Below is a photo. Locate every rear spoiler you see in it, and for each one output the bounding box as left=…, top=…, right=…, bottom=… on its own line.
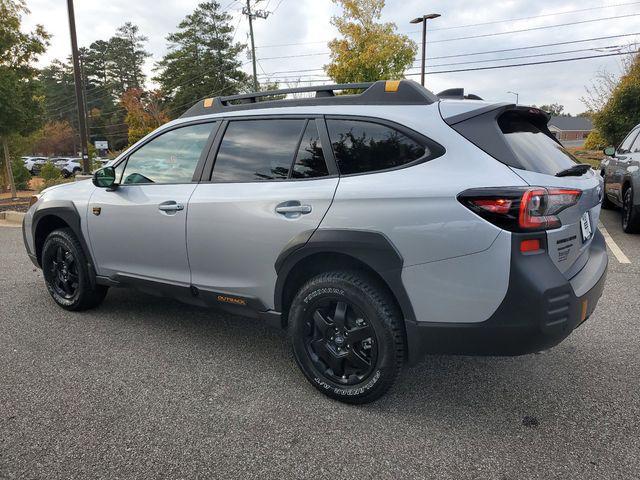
left=442, top=104, right=559, bottom=171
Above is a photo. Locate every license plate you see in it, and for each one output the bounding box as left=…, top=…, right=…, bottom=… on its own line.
left=580, top=211, right=592, bottom=242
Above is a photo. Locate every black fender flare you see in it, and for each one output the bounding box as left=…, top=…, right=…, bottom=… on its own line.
left=31, top=201, right=97, bottom=286
left=273, top=229, right=416, bottom=324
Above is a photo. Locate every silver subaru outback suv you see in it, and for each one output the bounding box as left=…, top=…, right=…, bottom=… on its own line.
left=23, top=80, right=608, bottom=403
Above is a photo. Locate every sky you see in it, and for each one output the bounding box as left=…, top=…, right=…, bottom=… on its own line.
left=20, top=0, right=640, bottom=114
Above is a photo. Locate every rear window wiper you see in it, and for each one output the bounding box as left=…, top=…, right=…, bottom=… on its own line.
left=555, top=163, right=591, bottom=177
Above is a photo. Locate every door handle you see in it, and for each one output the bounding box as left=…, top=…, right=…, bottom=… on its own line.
left=275, top=205, right=312, bottom=214
left=275, top=201, right=312, bottom=218
left=158, top=201, right=184, bottom=213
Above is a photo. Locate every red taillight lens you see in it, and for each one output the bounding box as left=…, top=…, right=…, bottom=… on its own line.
left=470, top=198, right=513, bottom=214
left=459, top=187, right=581, bottom=232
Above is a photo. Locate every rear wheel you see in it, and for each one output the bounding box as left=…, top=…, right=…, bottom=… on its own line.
left=622, top=187, right=640, bottom=234
left=42, top=228, right=108, bottom=310
left=289, top=271, right=405, bottom=404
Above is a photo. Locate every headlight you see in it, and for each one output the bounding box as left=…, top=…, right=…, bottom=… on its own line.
left=29, top=195, right=40, bottom=208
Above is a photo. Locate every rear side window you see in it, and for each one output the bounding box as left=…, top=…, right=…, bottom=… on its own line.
left=327, top=119, right=426, bottom=175
left=498, top=114, right=578, bottom=175
left=213, top=119, right=305, bottom=181
left=292, top=120, right=329, bottom=179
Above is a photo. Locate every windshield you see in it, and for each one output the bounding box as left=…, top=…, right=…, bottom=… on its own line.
left=499, top=115, right=578, bottom=176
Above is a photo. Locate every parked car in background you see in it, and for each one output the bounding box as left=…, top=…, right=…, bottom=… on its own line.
left=52, top=157, right=83, bottom=178
left=600, top=123, right=640, bottom=233
left=23, top=80, right=608, bottom=403
left=22, top=157, right=48, bottom=175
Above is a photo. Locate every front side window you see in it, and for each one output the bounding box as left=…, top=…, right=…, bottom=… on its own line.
left=213, top=119, right=306, bottom=181
left=619, top=128, right=640, bottom=154
left=121, top=123, right=214, bottom=185
left=327, top=119, right=426, bottom=175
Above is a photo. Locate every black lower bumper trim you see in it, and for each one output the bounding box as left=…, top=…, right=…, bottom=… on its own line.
left=406, top=229, right=608, bottom=363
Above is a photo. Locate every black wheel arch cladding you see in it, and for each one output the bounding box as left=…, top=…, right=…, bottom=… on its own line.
left=274, top=229, right=416, bottom=323
left=31, top=201, right=97, bottom=286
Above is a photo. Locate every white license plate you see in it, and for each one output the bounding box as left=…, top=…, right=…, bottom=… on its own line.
left=580, top=211, right=592, bottom=242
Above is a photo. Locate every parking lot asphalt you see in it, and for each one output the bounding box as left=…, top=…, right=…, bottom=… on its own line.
left=1, top=212, right=639, bottom=480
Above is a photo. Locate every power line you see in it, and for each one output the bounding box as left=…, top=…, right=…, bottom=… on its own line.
left=427, top=1, right=640, bottom=32
left=254, top=5, right=640, bottom=48
left=427, top=13, right=640, bottom=44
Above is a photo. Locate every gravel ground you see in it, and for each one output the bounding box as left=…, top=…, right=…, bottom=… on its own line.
left=1, top=212, right=639, bottom=479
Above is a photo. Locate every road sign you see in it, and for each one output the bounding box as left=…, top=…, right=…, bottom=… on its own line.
left=94, top=140, right=108, bottom=150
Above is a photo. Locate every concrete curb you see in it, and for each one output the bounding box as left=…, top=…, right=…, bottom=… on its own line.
left=0, top=211, right=25, bottom=224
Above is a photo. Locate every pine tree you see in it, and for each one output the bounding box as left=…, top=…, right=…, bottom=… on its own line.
left=154, top=1, right=249, bottom=117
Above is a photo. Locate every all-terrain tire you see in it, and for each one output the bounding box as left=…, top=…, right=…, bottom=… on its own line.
left=42, top=228, right=108, bottom=310
left=289, top=270, right=405, bottom=404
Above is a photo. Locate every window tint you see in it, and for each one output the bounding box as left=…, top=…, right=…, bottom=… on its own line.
left=327, top=119, right=426, bottom=175
left=292, top=121, right=329, bottom=178
left=213, top=119, right=305, bottom=181
left=121, top=123, right=214, bottom=184
left=619, top=128, right=640, bottom=154
left=499, top=115, right=578, bottom=175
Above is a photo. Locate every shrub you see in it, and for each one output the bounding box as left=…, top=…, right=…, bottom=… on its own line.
left=11, top=158, right=31, bottom=190
left=584, top=130, right=607, bottom=150
left=593, top=54, right=640, bottom=145
left=39, top=161, right=61, bottom=181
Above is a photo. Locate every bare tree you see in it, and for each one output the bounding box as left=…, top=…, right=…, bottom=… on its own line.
left=581, top=45, right=637, bottom=112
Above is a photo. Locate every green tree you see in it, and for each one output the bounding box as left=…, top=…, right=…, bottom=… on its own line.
left=593, top=53, right=640, bottom=146
left=534, top=103, right=566, bottom=116
left=0, top=0, right=49, bottom=196
left=106, top=23, right=150, bottom=95
left=154, top=1, right=249, bottom=116
left=325, top=0, right=417, bottom=83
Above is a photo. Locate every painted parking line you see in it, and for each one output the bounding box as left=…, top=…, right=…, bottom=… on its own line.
left=599, top=223, right=631, bottom=264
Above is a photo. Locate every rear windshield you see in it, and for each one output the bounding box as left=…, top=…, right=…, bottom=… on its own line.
left=498, top=115, right=578, bottom=175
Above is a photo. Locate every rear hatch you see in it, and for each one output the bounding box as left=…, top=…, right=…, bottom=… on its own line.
left=442, top=103, right=603, bottom=279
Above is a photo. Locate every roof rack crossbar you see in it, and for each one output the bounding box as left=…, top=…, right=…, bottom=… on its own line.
left=218, top=82, right=373, bottom=105
left=180, top=80, right=439, bottom=118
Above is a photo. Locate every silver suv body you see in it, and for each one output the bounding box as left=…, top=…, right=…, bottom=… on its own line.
left=23, top=81, right=608, bottom=403
left=600, top=124, right=640, bottom=233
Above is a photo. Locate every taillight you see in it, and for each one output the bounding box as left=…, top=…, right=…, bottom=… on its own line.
left=459, top=187, right=581, bottom=232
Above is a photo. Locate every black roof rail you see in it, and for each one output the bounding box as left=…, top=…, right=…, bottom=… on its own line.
left=437, top=88, right=484, bottom=101
left=180, top=80, right=438, bottom=118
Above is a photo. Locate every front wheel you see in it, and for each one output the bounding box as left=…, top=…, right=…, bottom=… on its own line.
left=42, top=228, right=108, bottom=310
left=622, top=187, right=640, bottom=233
left=289, top=271, right=405, bottom=404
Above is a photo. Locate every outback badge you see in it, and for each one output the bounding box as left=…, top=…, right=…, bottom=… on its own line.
left=92, top=206, right=102, bottom=216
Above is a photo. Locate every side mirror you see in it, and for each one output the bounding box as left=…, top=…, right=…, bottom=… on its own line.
left=604, top=146, right=616, bottom=157
left=92, top=166, right=117, bottom=189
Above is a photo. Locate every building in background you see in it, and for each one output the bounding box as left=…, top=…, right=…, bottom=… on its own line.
left=549, top=116, right=593, bottom=147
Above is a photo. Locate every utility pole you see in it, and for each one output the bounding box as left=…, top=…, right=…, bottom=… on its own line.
left=2, top=138, right=17, bottom=199
left=410, top=13, right=441, bottom=86
left=66, top=0, right=91, bottom=175
left=243, top=0, right=269, bottom=92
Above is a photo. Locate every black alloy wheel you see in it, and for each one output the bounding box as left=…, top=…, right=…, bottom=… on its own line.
left=290, top=271, right=405, bottom=404
left=42, top=228, right=108, bottom=310
left=622, top=187, right=640, bottom=233
left=304, top=299, right=377, bottom=385
left=48, top=245, right=79, bottom=300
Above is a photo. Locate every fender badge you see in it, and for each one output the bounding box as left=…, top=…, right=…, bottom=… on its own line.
left=92, top=207, right=101, bottom=216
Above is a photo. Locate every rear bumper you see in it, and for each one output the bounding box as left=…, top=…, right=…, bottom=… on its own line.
left=405, top=229, right=608, bottom=363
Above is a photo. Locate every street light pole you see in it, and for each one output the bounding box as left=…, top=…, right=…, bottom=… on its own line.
left=410, top=13, right=441, bottom=86
left=507, top=91, right=519, bottom=104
